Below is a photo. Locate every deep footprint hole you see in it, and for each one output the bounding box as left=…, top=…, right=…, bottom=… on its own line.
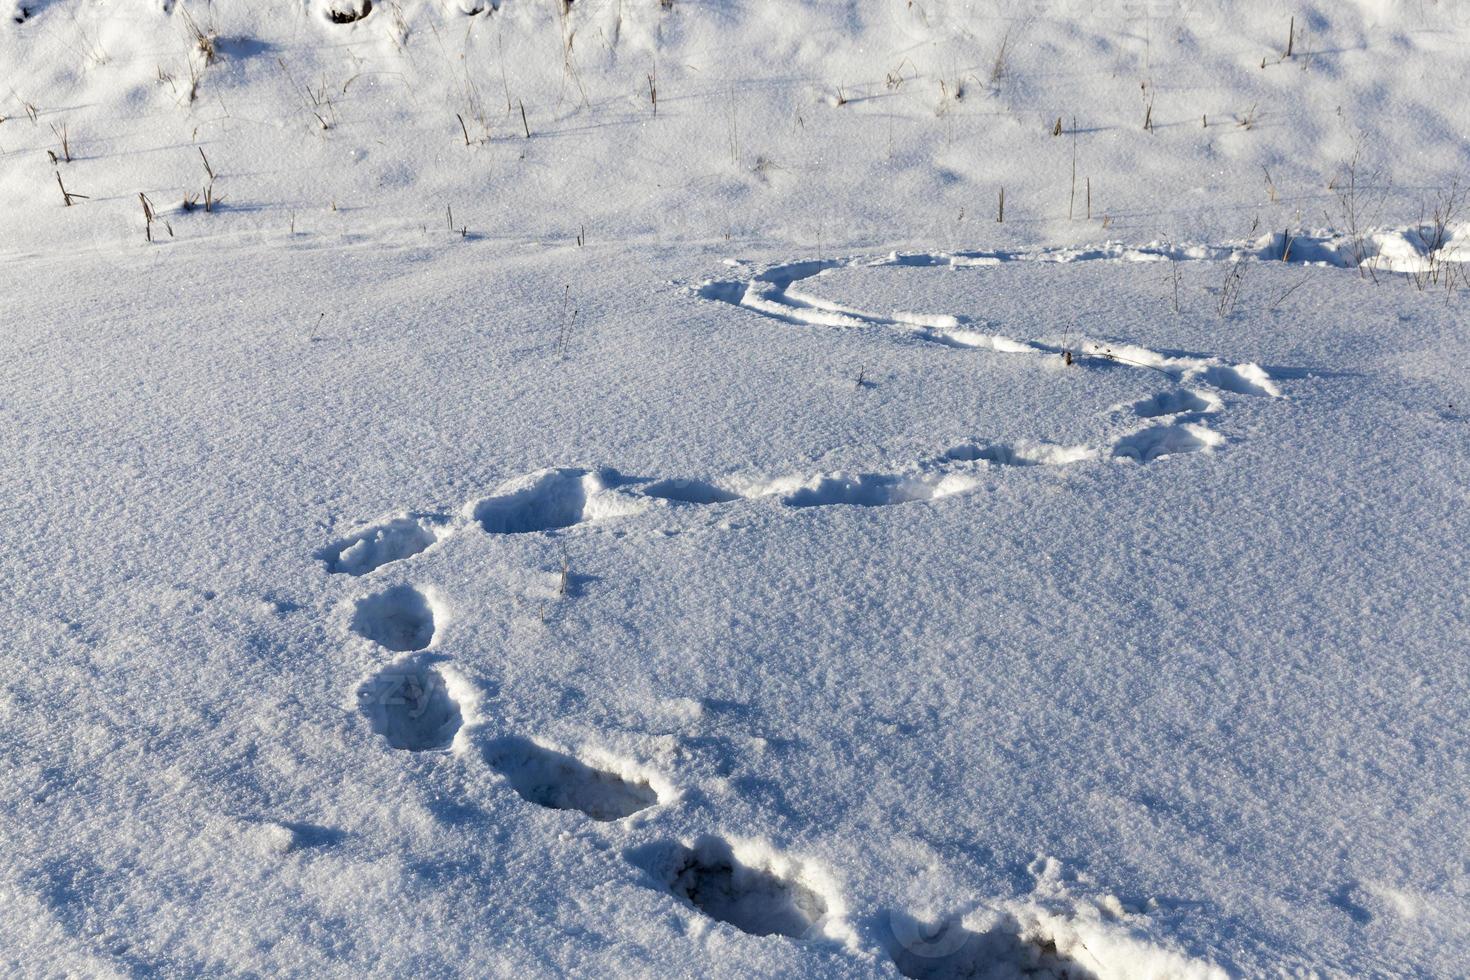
left=944, top=443, right=1033, bottom=466
left=1112, top=423, right=1217, bottom=463
left=1133, top=390, right=1215, bottom=418
left=782, top=474, right=932, bottom=509
left=641, top=478, right=740, bottom=506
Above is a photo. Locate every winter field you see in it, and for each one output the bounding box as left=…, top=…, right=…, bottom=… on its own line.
left=2, top=1, right=1469, bottom=977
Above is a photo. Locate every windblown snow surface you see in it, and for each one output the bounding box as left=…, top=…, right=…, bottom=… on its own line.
left=2, top=1, right=1470, bottom=977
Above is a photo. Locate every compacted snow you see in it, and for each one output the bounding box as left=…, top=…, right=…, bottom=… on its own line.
left=2, top=2, right=1468, bottom=977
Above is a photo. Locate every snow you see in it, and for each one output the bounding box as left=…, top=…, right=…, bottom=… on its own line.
left=3, top=1, right=1470, bottom=977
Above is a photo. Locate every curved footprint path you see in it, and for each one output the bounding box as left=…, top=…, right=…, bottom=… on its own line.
left=318, top=248, right=1291, bottom=551
left=699, top=249, right=1282, bottom=474
left=307, top=245, right=1264, bottom=976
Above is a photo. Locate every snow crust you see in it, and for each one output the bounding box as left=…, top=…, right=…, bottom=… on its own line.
left=3, top=1, right=1470, bottom=976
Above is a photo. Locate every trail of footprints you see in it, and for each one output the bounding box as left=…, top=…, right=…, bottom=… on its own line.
left=329, top=557, right=1040, bottom=972
left=332, top=525, right=843, bottom=950
left=324, top=498, right=1145, bottom=973
left=338, top=537, right=1117, bottom=975
left=316, top=250, right=1264, bottom=974
left=315, top=253, right=1284, bottom=560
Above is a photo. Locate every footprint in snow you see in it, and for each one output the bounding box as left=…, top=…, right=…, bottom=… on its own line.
left=1130, top=389, right=1221, bottom=419
left=349, top=584, right=438, bottom=652
left=627, top=836, right=831, bottom=940
left=485, top=736, right=661, bottom=821
left=1112, top=423, right=1224, bottom=464
left=468, top=467, right=649, bottom=534
left=322, top=0, right=371, bottom=24
left=640, top=478, right=742, bottom=505
left=296, top=245, right=1261, bottom=979
left=317, top=513, right=448, bottom=576
left=357, top=659, right=467, bottom=751
left=885, top=908, right=1101, bottom=980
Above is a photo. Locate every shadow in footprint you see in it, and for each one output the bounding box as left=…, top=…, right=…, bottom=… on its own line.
left=270, top=821, right=347, bottom=851
left=247, top=820, right=347, bottom=856
left=323, top=0, right=371, bottom=24
left=471, top=468, right=649, bottom=534
left=350, top=584, right=436, bottom=652
left=1132, top=390, right=1217, bottom=419
left=485, top=736, right=658, bottom=821
left=358, top=659, right=463, bottom=751
left=944, top=443, right=1034, bottom=466
left=885, top=910, right=1100, bottom=980
left=473, top=469, right=587, bottom=533
left=276, top=821, right=347, bottom=850
left=641, top=478, right=741, bottom=505
left=1112, top=423, right=1221, bottom=463
left=782, top=474, right=933, bottom=509
left=628, top=836, right=827, bottom=939
left=318, top=513, right=446, bottom=575
left=1329, top=882, right=1374, bottom=925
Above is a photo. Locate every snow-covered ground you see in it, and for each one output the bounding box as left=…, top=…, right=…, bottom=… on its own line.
left=2, top=2, right=1469, bottom=977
